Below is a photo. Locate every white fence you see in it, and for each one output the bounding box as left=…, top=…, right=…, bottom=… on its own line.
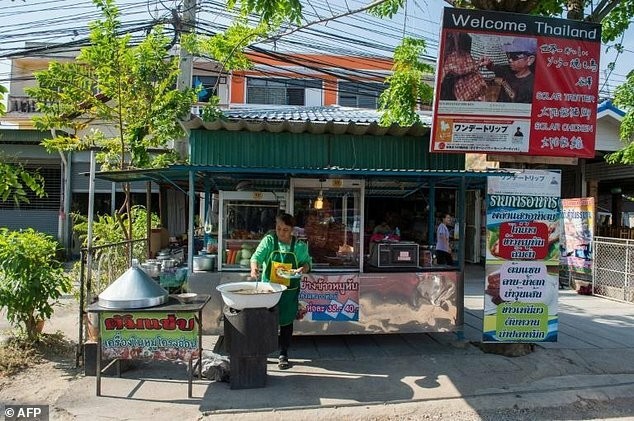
left=592, top=236, right=634, bottom=303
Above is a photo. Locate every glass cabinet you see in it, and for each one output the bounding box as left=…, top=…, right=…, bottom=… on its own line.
left=290, top=178, right=364, bottom=272
left=218, top=191, right=288, bottom=271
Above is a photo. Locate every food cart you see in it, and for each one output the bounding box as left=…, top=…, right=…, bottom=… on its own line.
left=88, top=109, right=510, bottom=337
left=183, top=174, right=472, bottom=335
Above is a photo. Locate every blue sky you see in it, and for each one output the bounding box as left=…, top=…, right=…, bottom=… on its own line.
left=0, top=0, right=632, bottom=99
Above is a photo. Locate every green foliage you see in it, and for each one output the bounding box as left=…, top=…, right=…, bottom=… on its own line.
left=227, top=0, right=302, bottom=24
left=368, top=0, right=405, bottom=18
left=452, top=0, right=564, bottom=16
left=200, top=96, right=226, bottom=122
left=0, top=84, right=6, bottom=115
left=0, top=229, right=72, bottom=341
left=72, top=205, right=160, bottom=248
left=190, top=22, right=267, bottom=72
left=605, top=69, right=634, bottom=164
left=378, top=38, right=434, bottom=127
left=72, top=206, right=160, bottom=299
left=71, top=206, right=160, bottom=294
left=0, top=160, right=46, bottom=206
left=27, top=0, right=196, bottom=171
left=600, top=0, right=634, bottom=43
left=0, top=76, right=46, bottom=206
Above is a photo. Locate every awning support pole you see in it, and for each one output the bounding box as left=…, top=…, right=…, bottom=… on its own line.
left=187, top=169, right=195, bottom=275
left=456, top=176, right=467, bottom=339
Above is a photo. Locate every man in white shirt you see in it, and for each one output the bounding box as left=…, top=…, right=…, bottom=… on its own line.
left=436, top=213, right=453, bottom=265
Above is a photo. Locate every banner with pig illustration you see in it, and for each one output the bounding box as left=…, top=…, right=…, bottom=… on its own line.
left=484, top=170, right=560, bottom=342
left=100, top=311, right=199, bottom=361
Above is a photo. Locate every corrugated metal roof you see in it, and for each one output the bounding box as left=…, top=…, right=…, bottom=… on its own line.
left=0, top=129, right=49, bottom=143
left=184, top=105, right=432, bottom=136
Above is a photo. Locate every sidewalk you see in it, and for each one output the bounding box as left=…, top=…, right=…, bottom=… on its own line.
left=4, top=264, right=634, bottom=420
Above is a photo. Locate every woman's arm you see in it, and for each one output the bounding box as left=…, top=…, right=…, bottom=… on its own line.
left=250, top=235, right=273, bottom=278
left=295, top=241, right=312, bottom=273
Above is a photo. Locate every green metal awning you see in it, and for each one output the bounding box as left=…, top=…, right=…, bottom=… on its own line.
left=89, top=164, right=514, bottom=198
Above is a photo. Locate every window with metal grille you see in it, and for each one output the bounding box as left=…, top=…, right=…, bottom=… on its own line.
left=0, top=165, right=61, bottom=210
left=338, top=81, right=386, bottom=109
left=246, top=78, right=321, bottom=105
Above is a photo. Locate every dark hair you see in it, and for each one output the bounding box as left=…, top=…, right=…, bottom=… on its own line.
left=446, top=32, right=472, bottom=54
left=276, top=212, right=295, bottom=227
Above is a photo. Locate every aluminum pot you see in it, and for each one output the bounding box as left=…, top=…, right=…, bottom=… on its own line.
left=193, top=255, right=214, bottom=271
left=161, top=258, right=177, bottom=269
left=140, top=262, right=161, bottom=278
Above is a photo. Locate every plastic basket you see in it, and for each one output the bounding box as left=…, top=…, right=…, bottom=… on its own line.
left=159, top=267, right=187, bottom=288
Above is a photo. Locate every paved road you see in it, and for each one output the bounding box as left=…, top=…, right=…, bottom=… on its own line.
left=2, top=264, right=634, bottom=420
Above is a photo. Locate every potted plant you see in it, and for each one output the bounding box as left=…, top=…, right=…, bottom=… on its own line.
left=0, top=228, right=72, bottom=341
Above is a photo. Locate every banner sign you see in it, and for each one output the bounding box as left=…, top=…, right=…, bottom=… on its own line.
left=100, top=311, right=199, bottom=361
left=299, top=274, right=360, bottom=321
left=431, top=8, right=601, bottom=158
left=561, top=197, right=594, bottom=275
left=484, top=170, right=561, bottom=342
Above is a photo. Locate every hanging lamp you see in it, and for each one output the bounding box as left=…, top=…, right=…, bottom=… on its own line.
left=314, top=179, right=325, bottom=210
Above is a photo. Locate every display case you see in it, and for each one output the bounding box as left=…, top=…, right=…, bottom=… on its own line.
left=368, top=242, right=420, bottom=268
left=290, top=178, right=364, bottom=272
left=218, top=191, right=288, bottom=271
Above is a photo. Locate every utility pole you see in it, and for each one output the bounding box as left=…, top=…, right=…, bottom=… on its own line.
left=175, top=0, right=197, bottom=159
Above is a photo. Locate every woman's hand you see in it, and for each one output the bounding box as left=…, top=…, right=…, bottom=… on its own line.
left=249, top=263, right=259, bottom=279
left=478, top=56, right=492, bottom=69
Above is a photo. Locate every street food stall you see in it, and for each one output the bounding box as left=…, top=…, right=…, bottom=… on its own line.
left=87, top=107, right=510, bottom=337
left=185, top=175, right=470, bottom=335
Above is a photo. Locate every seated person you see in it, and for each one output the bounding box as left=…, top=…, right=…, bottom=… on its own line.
left=373, top=221, right=391, bottom=235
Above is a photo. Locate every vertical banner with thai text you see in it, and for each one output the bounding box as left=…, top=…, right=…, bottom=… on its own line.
left=561, top=197, right=594, bottom=275
left=484, top=170, right=561, bottom=342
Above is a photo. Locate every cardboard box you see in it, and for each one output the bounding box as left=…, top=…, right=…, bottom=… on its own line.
left=150, top=228, right=169, bottom=256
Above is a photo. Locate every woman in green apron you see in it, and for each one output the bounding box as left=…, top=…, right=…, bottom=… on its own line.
left=250, top=213, right=311, bottom=370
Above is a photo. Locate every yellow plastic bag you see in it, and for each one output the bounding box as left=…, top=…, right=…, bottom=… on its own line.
left=270, top=261, right=292, bottom=286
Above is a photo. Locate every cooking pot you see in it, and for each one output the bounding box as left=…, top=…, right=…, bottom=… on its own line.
left=160, top=258, right=177, bottom=269
left=141, top=262, right=161, bottom=278
left=193, top=255, right=214, bottom=271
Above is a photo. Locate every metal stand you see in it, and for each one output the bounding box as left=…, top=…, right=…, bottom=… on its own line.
left=91, top=295, right=209, bottom=398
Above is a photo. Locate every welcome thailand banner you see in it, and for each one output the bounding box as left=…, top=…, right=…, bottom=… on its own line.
left=561, top=197, right=594, bottom=275
left=431, top=8, right=601, bottom=158
left=484, top=170, right=561, bottom=342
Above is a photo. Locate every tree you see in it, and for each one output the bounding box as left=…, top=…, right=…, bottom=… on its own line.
left=378, top=38, right=434, bottom=126
left=27, top=0, right=196, bottom=241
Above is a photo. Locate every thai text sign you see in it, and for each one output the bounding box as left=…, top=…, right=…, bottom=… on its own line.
left=299, top=274, right=359, bottom=321
left=431, top=8, right=601, bottom=158
left=484, top=170, right=560, bottom=342
left=561, top=197, right=594, bottom=275
left=100, top=311, right=199, bottom=361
